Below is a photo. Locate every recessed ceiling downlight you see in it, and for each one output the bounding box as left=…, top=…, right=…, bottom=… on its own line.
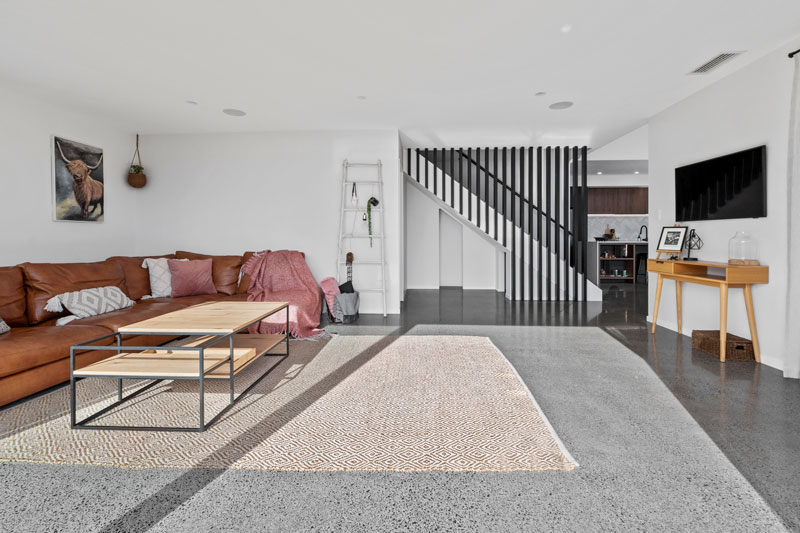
left=185, top=100, right=198, bottom=105
left=549, top=101, right=573, bottom=110
left=356, top=95, right=367, bottom=100
left=534, top=91, right=547, bottom=97
left=222, top=108, right=247, bottom=117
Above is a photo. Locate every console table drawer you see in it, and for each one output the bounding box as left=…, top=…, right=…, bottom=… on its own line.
left=647, top=259, right=675, bottom=274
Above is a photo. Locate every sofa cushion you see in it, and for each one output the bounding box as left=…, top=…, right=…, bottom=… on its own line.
left=46, top=286, right=135, bottom=326
left=0, top=324, right=113, bottom=379
left=21, top=261, right=128, bottom=325
left=69, top=301, right=185, bottom=331
left=108, top=255, right=175, bottom=300
left=169, top=259, right=217, bottom=297
left=175, top=251, right=243, bottom=296
left=0, top=266, right=28, bottom=326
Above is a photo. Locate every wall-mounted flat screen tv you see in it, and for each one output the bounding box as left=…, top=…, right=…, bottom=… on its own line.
left=675, top=145, right=766, bottom=222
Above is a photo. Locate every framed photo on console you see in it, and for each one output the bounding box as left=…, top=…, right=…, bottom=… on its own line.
left=656, top=226, right=688, bottom=257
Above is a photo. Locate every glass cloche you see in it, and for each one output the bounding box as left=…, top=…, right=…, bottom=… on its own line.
left=728, top=231, right=759, bottom=265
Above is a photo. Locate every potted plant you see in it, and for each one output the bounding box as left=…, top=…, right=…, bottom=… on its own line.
left=367, top=196, right=379, bottom=247
left=127, top=134, right=147, bottom=188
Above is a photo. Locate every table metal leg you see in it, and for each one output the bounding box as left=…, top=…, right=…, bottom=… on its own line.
left=286, top=305, right=290, bottom=356
left=676, top=281, right=683, bottom=335
left=199, top=347, right=205, bottom=431
left=651, top=274, right=664, bottom=334
left=744, top=284, right=761, bottom=362
left=70, top=347, right=76, bottom=427
left=229, top=334, right=235, bottom=404
left=720, top=283, right=728, bottom=362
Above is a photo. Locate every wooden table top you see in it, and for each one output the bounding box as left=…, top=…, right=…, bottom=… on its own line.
left=118, top=301, right=288, bottom=334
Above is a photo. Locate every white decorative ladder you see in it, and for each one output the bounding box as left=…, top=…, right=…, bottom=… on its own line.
left=335, top=160, right=387, bottom=317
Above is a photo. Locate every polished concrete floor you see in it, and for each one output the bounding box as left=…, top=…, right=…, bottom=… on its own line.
left=1, top=283, right=798, bottom=531
left=334, top=283, right=800, bottom=530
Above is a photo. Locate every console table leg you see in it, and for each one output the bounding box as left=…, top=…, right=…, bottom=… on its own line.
left=720, top=284, right=728, bottom=362
left=651, top=274, right=664, bottom=334
left=676, top=281, right=683, bottom=335
left=744, top=284, right=761, bottom=362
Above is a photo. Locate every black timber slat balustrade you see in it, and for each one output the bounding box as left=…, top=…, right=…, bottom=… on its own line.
left=405, top=145, right=589, bottom=301
left=484, top=147, right=489, bottom=235
left=571, top=146, right=579, bottom=301
left=450, top=148, right=455, bottom=208
left=494, top=148, right=499, bottom=242
left=519, top=146, right=525, bottom=300
left=581, top=146, right=588, bottom=300
left=467, top=147, right=473, bottom=222
left=433, top=148, right=438, bottom=198
left=510, top=147, right=516, bottom=300
left=553, top=148, right=561, bottom=300
left=502, top=147, right=507, bottom=249
left=545, top=147, right=551, bottom=301
left=528, top=147, right=533, bottom=300
left=563, top=147, right=570, bottom=302
left=537, top=147, right=543, bottom=300
left=475, top=148, right=481, bottom=230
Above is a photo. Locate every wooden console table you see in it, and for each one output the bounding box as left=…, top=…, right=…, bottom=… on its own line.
left=647, top=259, right=769, bottom=362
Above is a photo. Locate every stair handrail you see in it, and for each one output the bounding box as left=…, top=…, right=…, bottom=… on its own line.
left=415, top=148, right=576, bottom=238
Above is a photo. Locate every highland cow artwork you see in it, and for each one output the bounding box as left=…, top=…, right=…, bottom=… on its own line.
left=52, top=136, right=104, bottom=222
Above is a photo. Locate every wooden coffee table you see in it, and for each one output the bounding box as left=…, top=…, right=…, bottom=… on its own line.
left=70, top=301, right=289, bottom=432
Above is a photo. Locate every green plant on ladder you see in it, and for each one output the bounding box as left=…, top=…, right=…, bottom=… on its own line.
left=367, top=196, right=379, bottom=247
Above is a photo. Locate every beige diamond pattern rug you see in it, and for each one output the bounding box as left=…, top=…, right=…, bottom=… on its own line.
left=0, top=335, right=577, bottom=472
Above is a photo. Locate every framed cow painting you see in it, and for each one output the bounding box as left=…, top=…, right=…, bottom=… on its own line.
left=51, top=136, right=104, bottom=222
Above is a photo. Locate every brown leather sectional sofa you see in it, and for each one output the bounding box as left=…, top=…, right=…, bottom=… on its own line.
left=0, top=250, right=256, bottom=407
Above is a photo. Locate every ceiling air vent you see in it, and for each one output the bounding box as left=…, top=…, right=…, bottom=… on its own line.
left=688, top=52, right=744, bottom=74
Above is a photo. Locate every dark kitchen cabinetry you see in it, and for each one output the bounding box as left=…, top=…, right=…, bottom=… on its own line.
left=588, top=187, right=648, bottom=215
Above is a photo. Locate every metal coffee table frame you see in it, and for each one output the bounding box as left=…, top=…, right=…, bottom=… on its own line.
left=69, top=304, right=289, bottom=433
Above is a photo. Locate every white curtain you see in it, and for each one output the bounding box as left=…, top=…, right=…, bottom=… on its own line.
left=785, top=55, right=800, bottom=379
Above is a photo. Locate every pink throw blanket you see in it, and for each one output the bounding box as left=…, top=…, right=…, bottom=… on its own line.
left=242, top=250, right=325, bottom=339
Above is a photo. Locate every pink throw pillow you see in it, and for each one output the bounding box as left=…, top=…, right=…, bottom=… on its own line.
left=168, top=259, right=217, bottom=298
left=319, top=277, right=340, bottom=315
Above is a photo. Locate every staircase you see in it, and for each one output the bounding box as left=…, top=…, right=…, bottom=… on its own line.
left=404, top=147, right=601, bottom=301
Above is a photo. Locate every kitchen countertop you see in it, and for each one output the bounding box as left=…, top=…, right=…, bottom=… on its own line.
left=593, top=240, right=649, bottom=245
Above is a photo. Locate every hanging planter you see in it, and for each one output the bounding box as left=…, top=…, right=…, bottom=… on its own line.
left=127, top=134, right=147, bottom=188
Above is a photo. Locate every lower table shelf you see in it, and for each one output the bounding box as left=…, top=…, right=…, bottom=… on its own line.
left=73, top=334, right=285, bottom=380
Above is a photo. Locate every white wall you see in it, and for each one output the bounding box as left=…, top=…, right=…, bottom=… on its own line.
left=591, top=125, right=649, bottom=160
left=463, top=226, right=498, bottom=290
left=405, top=178, right=500, bottom=291
left=439, top=211, right=463, bottom=286
left=404, top=180, right=440, bottom=289
left=648, top=42, right=797, bottom=370
left=0, top=81, right=138, bottom=265
left=137, top=130, right=402, bottom=314
left=588, top=173, right=648, bottom=188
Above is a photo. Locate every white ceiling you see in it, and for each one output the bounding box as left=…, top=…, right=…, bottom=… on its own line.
left=2, top=1, right=799, bottom=149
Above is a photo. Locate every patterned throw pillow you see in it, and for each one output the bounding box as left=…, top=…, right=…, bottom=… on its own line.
left=141, top=257, right=187, bottom=298
left=0, top=318, right=9, bottom=335
left=44, top=286, right=135, bottom=326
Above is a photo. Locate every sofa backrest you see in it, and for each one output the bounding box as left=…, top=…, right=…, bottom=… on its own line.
left=20, top=260, right=128, bottom=325
left=0, top=266, right=28, bottom=327
left=107, top=254, right=175, bottom=301
left=175, top=251, right=244, bottom=296
left=237, top=251, right=256, bottom=294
